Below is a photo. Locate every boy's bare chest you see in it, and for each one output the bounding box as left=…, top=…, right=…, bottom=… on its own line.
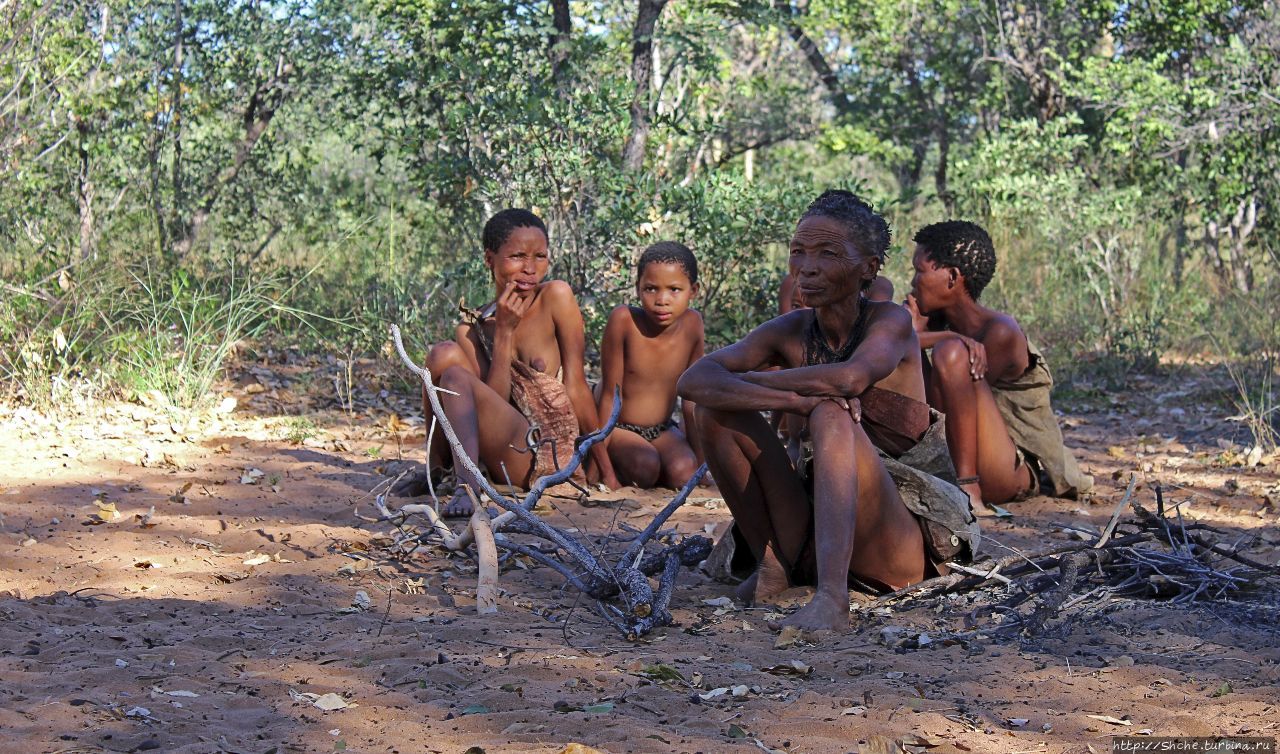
left=624, top=330, right=691, bottom=379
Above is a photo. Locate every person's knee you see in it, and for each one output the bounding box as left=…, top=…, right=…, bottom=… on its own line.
left=426, top=340, right=466, bottom=374
left=615, top=446, right=660, bottom=487
left=666, top=454, right=699, bottom=488
left=809, top=399, right=851, bottom=432
left=438, top=363, right=472, bottom=392
left=634, top=454, right=662, bottom=488
left=808, top=400, right=858, bottom=453
left=932, top=338, right=971, bottom=381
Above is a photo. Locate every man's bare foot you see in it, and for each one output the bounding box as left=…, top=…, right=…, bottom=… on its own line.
left=734, top=547, right=791, bottom=605
left=772, top=589, right=849, bottom=632
left=440, top=490, right=474, bottom=518
left=960, top=481, right=995, bottom=517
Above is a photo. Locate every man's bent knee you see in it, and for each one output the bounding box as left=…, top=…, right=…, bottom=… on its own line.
left=931, top=338, right=971, bottom=378
left=808, top=400, right=854, bottom=440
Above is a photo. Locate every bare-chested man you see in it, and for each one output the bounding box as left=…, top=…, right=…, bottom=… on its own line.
left=905, top=220, right=1092, bottom=514
left=418, top=209, right=619, bottom=516
left=679, top=191, right=956, bottom=632
left=597, top=242, right=705, bottom=489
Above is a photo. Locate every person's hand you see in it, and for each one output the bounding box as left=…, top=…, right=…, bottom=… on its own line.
left=957, top=334, right=987, bottom=381
left=826, top=396, right=861, bottom=423
left=494, top=281, right=532, bottom=333
left=904, top=295, right=928, bottom=334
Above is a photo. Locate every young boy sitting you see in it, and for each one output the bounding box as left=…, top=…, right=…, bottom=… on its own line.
left=596, top=242, right=706, bottom=489
left=905, top=220, right=1093, bottom=514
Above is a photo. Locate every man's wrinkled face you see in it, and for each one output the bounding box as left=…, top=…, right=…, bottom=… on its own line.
left=788, top=215, right=879, bottom=309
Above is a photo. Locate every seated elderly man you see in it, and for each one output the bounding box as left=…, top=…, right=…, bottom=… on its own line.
left=679, top=190, right=975, bottom=632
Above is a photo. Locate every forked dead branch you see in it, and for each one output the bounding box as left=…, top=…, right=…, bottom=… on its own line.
left=382, top=324, right=711, bottom=639
left=875, top=480, right=1280, bottom=639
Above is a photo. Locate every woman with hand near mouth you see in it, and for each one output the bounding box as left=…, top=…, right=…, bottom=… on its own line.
left=409, top=208, right=619, bottom=516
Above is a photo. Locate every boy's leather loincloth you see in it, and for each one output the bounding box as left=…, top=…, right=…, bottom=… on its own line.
left=990, top=338, right=1094, bottom=499
left=616, top=418, right=678, bottom=442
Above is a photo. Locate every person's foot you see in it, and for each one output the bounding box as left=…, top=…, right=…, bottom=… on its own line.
left=440, top=489, right=474, bottom=518
left=772, top=589, right=849, bottom=632
left=735, top=546, right=790, bottom=605
left=959, top=481, right=996, bottom=517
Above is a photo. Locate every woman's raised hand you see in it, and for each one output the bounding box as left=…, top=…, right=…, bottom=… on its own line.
left=494, top=281, right=533, bottom=332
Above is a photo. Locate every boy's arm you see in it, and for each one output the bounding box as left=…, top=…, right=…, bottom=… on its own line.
left=739, top=305, right=913, bottom=398
left=548, top=281, right=620, bottom=490
left=905, top=294, right=987, bottom=378
left=596, top=307, right=630, bottom=447
left=678, top=317, right=822, bottom=414
left=680, top=312, right=707, bottom=463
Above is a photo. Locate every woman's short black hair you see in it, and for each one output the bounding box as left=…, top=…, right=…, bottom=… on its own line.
left=482, top=208, right=548, bottom=252
left=913, top=220, right=997, bottom=299
left=800, top=189, right=892, bottom=263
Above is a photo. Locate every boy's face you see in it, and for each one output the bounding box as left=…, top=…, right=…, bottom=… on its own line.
left=637, top=261, right=697, bottom=328
left=909, top=244, right=953, bottom=313
left=788, top=215, right=879, bottom=308
left=485, top=226, right=550, bottom=298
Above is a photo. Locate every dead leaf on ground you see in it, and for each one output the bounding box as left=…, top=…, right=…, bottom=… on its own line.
left=558, top=745, right=606, bottom=754
left=773, top=625, right=817, bottom=649
left=763, top=660, right=812, bottom=676
left=136, top=506, right=157, bottom=528
left=1086, top=714, right=1133, bottom=726
left=242, top=553, right=271, bottom=566
left=169, top=482, right=193, bottom=505
left=87, top=501, right=121, bottom=525
left=240, top=468, right=265, bottom=485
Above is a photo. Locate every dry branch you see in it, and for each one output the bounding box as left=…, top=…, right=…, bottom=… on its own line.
left=875, top=482, right=1278, bottom=639
left=383, top=324, right=712, bottom=638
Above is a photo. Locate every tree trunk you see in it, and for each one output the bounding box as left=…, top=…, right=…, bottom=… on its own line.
left=170, top=0, right=184, bottom=235
left=622, top=0, right=668, bottom=171
left=174, top=61, right=294, bottom=258
left=934, top=113, right=952, bottom=214
left=549, top=0, right=571, bottom=85
left=76, top=120, right=94, bottom=261
left=775, top=0, right=852, bottom=116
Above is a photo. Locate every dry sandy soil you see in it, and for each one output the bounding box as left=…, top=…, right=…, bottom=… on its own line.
left=2, top=355, right=1278, bottom=754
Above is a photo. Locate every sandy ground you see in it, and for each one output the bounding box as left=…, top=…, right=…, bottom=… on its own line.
left=1, top=356, right=1278, bottom=754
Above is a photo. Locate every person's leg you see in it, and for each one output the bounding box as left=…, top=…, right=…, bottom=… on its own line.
left=778, top=400, right=925, bottom=631
left=927, top=338, right=1032, bottom=511
left=606, top=428, right=662, bottom=488
left=434, top=364, right=537, bottom=516
left=652, top=426, right=700, bottom=489
left=424, top=341, right=478, bottom=468
left=694, top=405, right=811, bottom=603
